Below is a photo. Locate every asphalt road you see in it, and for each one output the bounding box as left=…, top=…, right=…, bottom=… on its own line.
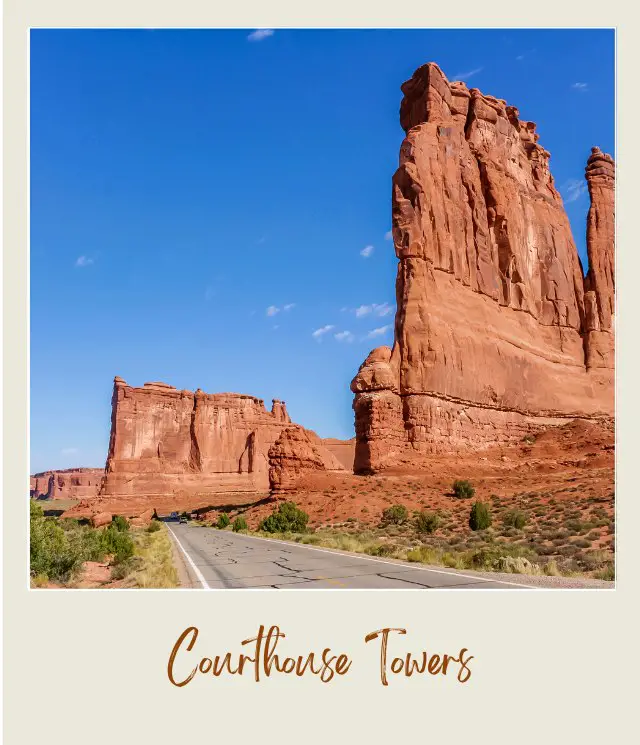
left=165, top=523, right=535, bottom=589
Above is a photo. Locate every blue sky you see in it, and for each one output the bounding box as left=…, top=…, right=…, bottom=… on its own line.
left=30, top=28, right=615, bottom=472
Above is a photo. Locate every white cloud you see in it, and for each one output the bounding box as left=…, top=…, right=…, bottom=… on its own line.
left=360, top=244, right=374, bottom=258
left=75, top=256, right=94, bottom=267
left=355, top=302, right=392, bottom=318
left=312, top=325, right=335, bottom=339
left=266, top=305, right=280, bottom=316
left=283, top=303, right=296, bottom=311
left=366, top=324, right=393, bottom=339
left=384, top=230, right=393, bottom=240
left=516, top=54, right=525, bottom=61
left=453, top=67, right=483, bottom=82
left=247, top=29, right=274, bottom=42
left=572, top=82, right=589, bottom=92
left=334, top=330, right=355, bottom=343
left=562, top=179, right=588, bottom=204
left=61, top=447, right=78, bottom=455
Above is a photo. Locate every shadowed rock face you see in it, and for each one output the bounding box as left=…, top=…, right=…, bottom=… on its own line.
left=352, top=62, right=614, bottom=473
left=100, top=378, right=345, bottom=499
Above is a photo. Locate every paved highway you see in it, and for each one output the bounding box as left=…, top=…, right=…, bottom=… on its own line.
left=165, top=522, right=535, bottom=589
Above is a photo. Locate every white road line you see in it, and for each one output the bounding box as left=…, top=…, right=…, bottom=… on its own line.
left=166, top=524, right=210, bottom=589
left=222, top=531, right=536, bottom=589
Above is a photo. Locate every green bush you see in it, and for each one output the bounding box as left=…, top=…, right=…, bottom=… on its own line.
left=453, top=480, right=475, bottom=499
left=260, top=502, right=309, bottom=533
left=217, top=512, right=231, bottom=529
left=30, top=502, right=136, bottom=583
left=147, top=520, right=162, bottom=533
left=232, top=516, right=248, bottom=532
left=502, top=510, right=528, bottom=530
left=414, top=510, right=441, bottom=534
left=30, top=501, right=83, bottom=581
left=111, top=515, right=130, bottom=532
left=469, top=502, right=492, bottom=531
left=381, top=504, right=408, bottom=525
left=99, top=524, right=135, bottom=563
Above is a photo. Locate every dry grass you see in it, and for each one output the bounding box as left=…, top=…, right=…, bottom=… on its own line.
left=128, top=523, right=179, bottom=588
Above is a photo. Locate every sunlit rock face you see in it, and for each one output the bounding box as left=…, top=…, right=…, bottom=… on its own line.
left=352, top=62, right=614, bottom=473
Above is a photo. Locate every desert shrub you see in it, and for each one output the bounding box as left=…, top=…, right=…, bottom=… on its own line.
left=452, top=480, right=475, bottom=499
left=465, top=544, right=534, bottom=570
left=232, top=516, right=248, bottom=532
left=147, top=520, right=162, bottom=533
left=111, top=515, right=130, bottom=532
left=260, top=502, right=309, bottom=533
left=414, top=510, right=441, bottom=534
left=216, top=512, right=231, bottom=529
left=381, top=504, right=408, bottom=526
left=502, top=510, right=527, bottom=530
left=30, top=502, right=84, bottom=581
left=99, top=524, right=135, bottom=564
left=543, top=559, right=561, bottom=576
left=365, top=543, right=393, bottom=557
left=594, top=563, right=615, bottom=581
left=580, top=549, right=610, bottom=570
left=494, top=556, right=540, bottom=575
left=469, top=502, right=492, bottom=531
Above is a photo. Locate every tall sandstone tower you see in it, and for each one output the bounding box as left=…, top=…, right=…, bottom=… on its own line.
left=352, top=63, right=614, bottom=473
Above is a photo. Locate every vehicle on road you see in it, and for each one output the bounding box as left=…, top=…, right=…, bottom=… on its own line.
left=170, top=511, right=178, bottom=521
left=179, top=515, right=188, bottom=524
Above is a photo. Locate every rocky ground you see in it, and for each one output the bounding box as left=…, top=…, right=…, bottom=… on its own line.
left=230, top=419, right=615, bottom=580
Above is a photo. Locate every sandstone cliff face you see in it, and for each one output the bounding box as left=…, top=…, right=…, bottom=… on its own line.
left=584, top=147, right=615, bottom=370
left=352, top=62, right=614, bottom=473
left=268, top=427, right=327, bottom=495
left=101, top=378, right=344, bottom=498
left=30, top=468, right=104, bottom=500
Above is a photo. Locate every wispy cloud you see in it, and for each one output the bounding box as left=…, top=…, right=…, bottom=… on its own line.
left=247, top=29, right=274, bottom=42
left=334, top=330, right=355, bottom=343
left=75, top=256, right=94, bottom=267
left=366, top=325, right=393, bottom=339
left=312, top=325, right=335, bottom=340
left=266, top=305, right=280, bottom=317
left=516, top=48, right=536, bottom=62
left=360, top=244, right=374, bottom=258
left=572, top=82, right=589, bottom=92
left=283, top=303, right=296, bottom=311
left=354, top=302, right=393, bottom=319
left=453, top=67, right=483, bottom=82
left=384, top=230, right=393, bottom=240
left=61, top=447, right=79, bottom=455
left=562, top=179, right=588, bottom=204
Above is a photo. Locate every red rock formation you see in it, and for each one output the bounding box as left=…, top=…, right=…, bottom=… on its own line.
left=584, top=147, right=615, bottom=369
left=320, top=437, right=356, bottom=471
left=352, top=62, right=614, bottom=473
left=268, top=427, right=327, bottom=495
left=30, top=468, right=104, bottom=500
left=90, top=512, right=112, bottom=528
left=101, top=378, right=344, bottom=500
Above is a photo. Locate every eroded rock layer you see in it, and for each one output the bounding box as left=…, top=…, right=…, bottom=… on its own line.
left=101, top=377, right=344, bottom=498
left=30, top=468, right=104, bottom=500
left=268, top=427, right=328, bottom=495
left=352, top=62, right=614, bottom=473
